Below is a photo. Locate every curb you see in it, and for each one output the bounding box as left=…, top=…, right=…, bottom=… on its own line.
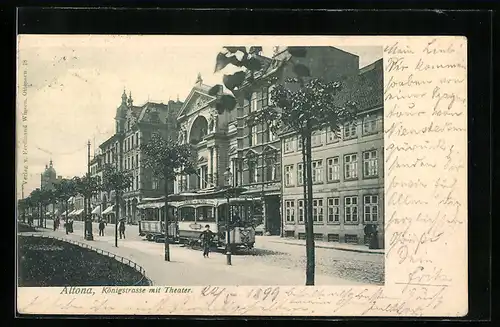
left=268, top=240, right=385, bottom=255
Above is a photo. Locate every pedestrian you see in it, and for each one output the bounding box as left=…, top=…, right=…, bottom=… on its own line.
left=68, top=218, right=74, bottom=233
left=369, top=225, right=380, bottom=249
left=199, top=224, right=214, bottom=258
left=64, top=219, right=69, bottom=235
left=99, top=220, right=105, bottom=236
left=53, top=218, right=57, bottom=231
left=119, top=220, right=126, bottom=239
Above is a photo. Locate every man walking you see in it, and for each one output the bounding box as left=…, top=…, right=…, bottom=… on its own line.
left=199, top=224, right=214, bottom=258
left=98, top=220, right=105, bottom=236
left=119, top=220, right=126, bottom=239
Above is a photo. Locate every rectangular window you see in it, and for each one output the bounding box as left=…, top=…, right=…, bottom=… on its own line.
left=152, top=177, right=159, bottom=190
left=344, top=196, right=358, bottom=223
left=267, top=124, right=276, bottom=142
left=284, top=137, right=294, bottom=153
left=327, top=157, right=340, bottom=182
left=297, top=137, right=303, bottom=150
left=131, top=157, right=134, bottom=169
left=250, top=91, right=258, bottom=112
left=284, top=165, right=294, bottom=187
left=344, top=154, right=358, bottom=179
left=265, top=159, right=276, bottom=181
left=249, top=126, right=258, bottom=146
left=363, top=115, right=379, bottom=135
left=136, top=176, right=139, bottom=190
left=364, top=195, right=379, bottom=222
left=285, top=200, right=295, bottom=223
left=327, top=198, right=340, bottom=223
left=136, top=132, right=140, bottom=146
left=297, top=163, right=303, bottom=185
left=298, top=200, right=304, bottom=223
left=252, top=126, right=259, bottom=146
left=202, top=165, right=208, bottom=189
left=136, top=154, right=139, bottom=167
left=363, top=150, right=378, bottom=178
left=312, top=160, right=323, bottom=184
left=327, top=127, right=340, bottom=143
left=312, top=199, right=324, bottom=223
left=249, top=160, right=257, bottom=183
left=344, top=122, right=358, bottom=139
left=311, top=130, right=322, bottom=147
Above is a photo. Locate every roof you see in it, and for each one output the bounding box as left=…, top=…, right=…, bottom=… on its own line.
left=99, top=134, right=118, bottom=148
left=332, top=58, right=383, bottom=111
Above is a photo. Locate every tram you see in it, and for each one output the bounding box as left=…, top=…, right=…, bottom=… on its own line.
left=137, top=195, right=258, bottom=250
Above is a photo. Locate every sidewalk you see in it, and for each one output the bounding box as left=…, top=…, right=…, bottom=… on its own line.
left=259, top=236, right=385, bottom=254
left=21, top=229, right=366, bottom=286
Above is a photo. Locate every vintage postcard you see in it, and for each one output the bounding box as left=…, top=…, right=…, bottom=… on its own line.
left=16, top=35, right=467, bottom=316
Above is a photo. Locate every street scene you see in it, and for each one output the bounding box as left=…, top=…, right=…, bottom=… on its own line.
left=17, top=37, right=384, bottom=287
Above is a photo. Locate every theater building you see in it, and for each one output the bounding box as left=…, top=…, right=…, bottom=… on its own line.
left=280, top=58, right=384, bottom=248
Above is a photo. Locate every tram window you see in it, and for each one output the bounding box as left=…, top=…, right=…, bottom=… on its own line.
left=197, top=206, right=215, bottom=222
left=179, top=207, right=196, bottom=221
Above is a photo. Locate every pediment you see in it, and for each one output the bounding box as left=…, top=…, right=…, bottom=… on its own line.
left=177, top=89, right=215, bottom=119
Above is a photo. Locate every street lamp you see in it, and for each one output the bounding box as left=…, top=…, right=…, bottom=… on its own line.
left=85, top=140, right=94, bottom=240
left=223, top=167, right=233, bottom=266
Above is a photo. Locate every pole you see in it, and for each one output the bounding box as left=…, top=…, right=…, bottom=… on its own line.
left=115, top=192, right=119, bottom=247
left=261, top=154, right=266, bottom=234
left=164, top=174, right=171, bottom=262
left=226, top=190, right=232, bottom=265
left=305, top=131, right=315, bottom=286
left=86, top=140, right=94, bottom=240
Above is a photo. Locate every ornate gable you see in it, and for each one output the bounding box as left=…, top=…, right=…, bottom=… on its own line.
left=177, top=90, right=215, bottom=120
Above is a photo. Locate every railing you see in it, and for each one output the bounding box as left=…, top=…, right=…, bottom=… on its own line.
left=27, top=234, right=152, bottom=286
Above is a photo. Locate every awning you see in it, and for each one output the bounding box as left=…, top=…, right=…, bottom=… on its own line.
left=102, top=205, right=115, bottom=215
left=137, top=202, right=165, bottom=209
left=91, top=206, right=101, bottom=214
left=69, top=209, right=84, bottom=216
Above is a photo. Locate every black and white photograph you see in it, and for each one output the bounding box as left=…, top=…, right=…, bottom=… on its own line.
left=16, top=33, right=468, bottom=317
left=17, top=37, right=384, bottom=288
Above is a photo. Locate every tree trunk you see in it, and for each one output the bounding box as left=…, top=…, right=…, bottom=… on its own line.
left=87, top=192, right=93, bottom=240
left=164, top=175, right=171, bottom=262
left=52, top=201, right=56, bottom=230
left=300, top=133, right=309, bottom=275
left=305, top=132, right=315, bottom=286
left=115, top=192, right=119, bottom=247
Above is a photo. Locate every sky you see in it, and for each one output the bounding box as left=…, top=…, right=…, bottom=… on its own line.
left=16, top=35, right=382, bottom=199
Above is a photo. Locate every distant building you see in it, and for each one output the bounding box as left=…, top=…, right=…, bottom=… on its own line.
left=40, top=159, right=63, bottom=216
left=99, top=90, right=183, bottom=224
left=40, top=159, right=62, bottom=191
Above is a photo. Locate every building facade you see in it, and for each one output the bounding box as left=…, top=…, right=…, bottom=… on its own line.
left=233, top=46, right=367, bottom=235
left=280, top=58, right=384, bottom=247
left=99, top=90, right=183, bottom=224
left=172, top=47, right=366, bottom=236
left=174, top=75, right=229, bottom=195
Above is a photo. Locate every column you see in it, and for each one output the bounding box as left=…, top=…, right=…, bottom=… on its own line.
left=208, top=147, right=213, bottom=185
left=213, top=146, right=218, bottom=186
left=262, top=197, right=267, bottom=234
